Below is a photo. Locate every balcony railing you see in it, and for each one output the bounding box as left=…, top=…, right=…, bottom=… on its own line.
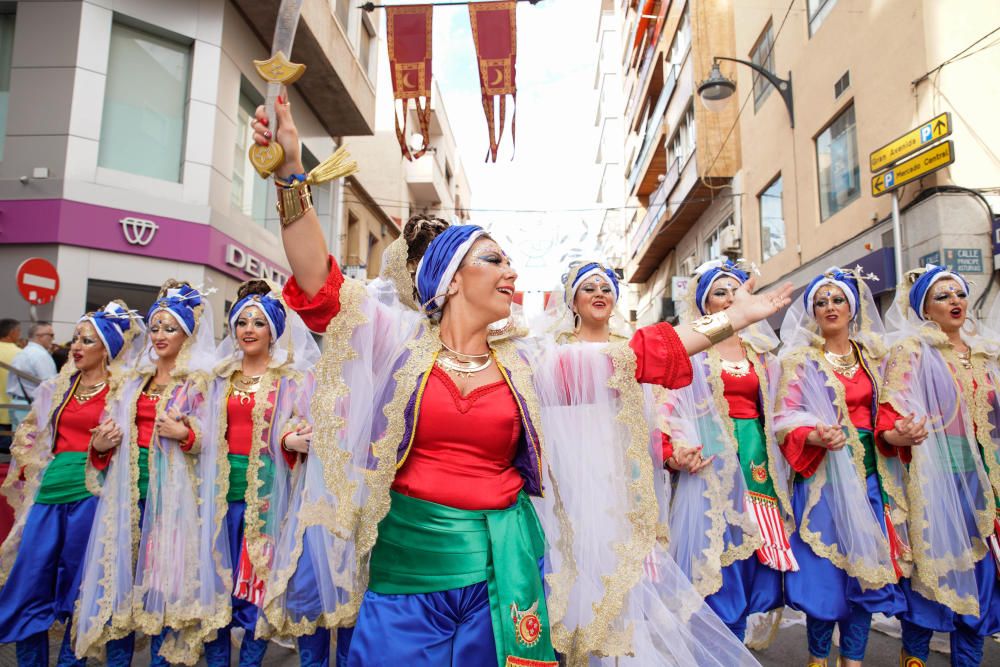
left=626, top=65, right=677, bottom=193
left=625, top=42, right=658, bottom=125
left=629, top=157, right=680, bottom=260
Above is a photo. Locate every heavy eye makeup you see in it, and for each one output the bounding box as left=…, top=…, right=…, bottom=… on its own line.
left=150, top=320, right=179, bottom=334
left=237, top=317, right=268, bottom=329
left=580, top=283, right=613, bottom=295
left=932, top=290, right=967, bottom=301
left=72, top=334, right=99, bottom=346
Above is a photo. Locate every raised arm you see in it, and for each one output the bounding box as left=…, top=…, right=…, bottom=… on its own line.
left=252, top=98, right=330, bottom=298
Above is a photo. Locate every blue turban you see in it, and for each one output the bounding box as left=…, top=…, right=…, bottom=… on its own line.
left=908, top=264, right=970, bottom=320
left=565, top=262, right=619, bottom=307
left=146, top=284, right=202, bottom=335
left=82, top=302, right=134, bottom=359
left=229, top=292, right=286, bottom=341
left=694, top=259, right=749, bottom=315
left=804, top=267, right=861, bottom=319
left=414, top=224, right=487, bottom=313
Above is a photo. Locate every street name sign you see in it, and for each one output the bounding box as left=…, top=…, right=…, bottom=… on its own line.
left=869, top=112, right=951, bottom=172
left=871, top=140, right=954, bottom=197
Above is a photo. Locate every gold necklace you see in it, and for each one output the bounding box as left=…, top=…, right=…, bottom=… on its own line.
left=232, top=371, right=264, bottom=405
left=74, top=380, right=107, bottom=403
left=143, top=379, right=168, bottom=398
left=720, top=358, right=751, bottom=377
left=436, top=350, right=494, bottom=378
left=823, top=347, right=859, bottom=378
left=954, top=346, right=973, bottom=370
left=439, top=338, right=489, bottom=360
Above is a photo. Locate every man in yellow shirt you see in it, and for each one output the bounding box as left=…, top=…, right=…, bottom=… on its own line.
left=0, top=319, right=22, bottom=452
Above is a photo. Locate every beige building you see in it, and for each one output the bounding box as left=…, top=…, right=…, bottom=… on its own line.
left=614, top=0, right=1000, bottom=326
left=729, top=0, right=1000, bottom=313
left=613, top=0, right=744, bottom=325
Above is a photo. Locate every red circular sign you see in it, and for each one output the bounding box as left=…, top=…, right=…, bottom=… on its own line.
left=15, top=258, right=60, bottom=306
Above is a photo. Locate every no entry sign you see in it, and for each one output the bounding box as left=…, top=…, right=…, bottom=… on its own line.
left=16, top=258, right=60, bottom=305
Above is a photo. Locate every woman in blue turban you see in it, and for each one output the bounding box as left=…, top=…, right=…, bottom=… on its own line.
left=0, top=301, right=142, bottom=666
left=882, top=265, right=1000, bottom=667
left=251, top=103, right=794, bottom=666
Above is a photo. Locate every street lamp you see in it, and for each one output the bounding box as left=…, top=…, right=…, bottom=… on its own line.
left=697, top=57, right=794, bottom=128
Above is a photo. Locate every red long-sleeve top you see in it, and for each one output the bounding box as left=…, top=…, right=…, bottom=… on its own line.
left=781, top=368, right=907, bottom=478
left=284, top=257, right=694, bottom=510
left=56, top=385, right=112, bottom=471
left=662, top=359, right=761, bottom=462
left=224, top=391, right=299, bottom=469
left=135, top=393, right=196, bottom=450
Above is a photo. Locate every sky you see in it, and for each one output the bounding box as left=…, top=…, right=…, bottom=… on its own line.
left=374, top=0, right=607, bottom=294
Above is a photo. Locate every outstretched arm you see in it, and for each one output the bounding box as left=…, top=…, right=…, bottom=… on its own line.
left=252, top=98, right=330, bottom=298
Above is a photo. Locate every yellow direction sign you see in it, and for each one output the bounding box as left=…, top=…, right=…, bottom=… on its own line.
left=871, top=140, right=954, bottom=197
left=869, top=112, right=951, bottom=173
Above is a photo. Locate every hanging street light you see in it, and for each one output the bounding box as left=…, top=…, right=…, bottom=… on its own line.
left=697, top=56, right=794, bottom=128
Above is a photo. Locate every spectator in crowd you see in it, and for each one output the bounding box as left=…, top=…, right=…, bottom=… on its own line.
left=6, top=321, right=57, bottom=430
left=0, top=319, right=21, bottom=452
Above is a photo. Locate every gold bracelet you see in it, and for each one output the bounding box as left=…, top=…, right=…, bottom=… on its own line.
left=275, top=183, right=313, bottom=228
left=690, top=311, right=734, bottom=345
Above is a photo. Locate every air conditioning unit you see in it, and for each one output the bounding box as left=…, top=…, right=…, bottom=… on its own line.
left=679, top=256, right=697, bottom=277
left=719, top=225, right=741, bottom=255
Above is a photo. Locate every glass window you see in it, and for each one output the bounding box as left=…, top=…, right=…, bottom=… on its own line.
left=816, top=104, right=860, bottom=221
left=232, top=83, right=267, bottom=226
left=335, top=0, right=351, bottom=31
left=360, top=18, right=375, bottom=78
left=668, top=104, right=696, bottom=168
left=750, top=22, right=774, bottom=110
left=759, top=175, right=785, bottom=261
left=99, top=22, right=191, bottom=182
left=703, top=216, right=735, bottom=261
left=0, top=11, right=15, bottom=161
left=667, top=4, right=690, bottom=68
left=808, top=0, right=838, bottom=35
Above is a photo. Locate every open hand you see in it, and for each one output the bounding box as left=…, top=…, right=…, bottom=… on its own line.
left=728, top=276, right=794, bottom=331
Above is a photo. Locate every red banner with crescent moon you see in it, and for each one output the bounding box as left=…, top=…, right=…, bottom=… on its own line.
left=468, top=1, right=517, bottom=162
left=386, top=5, right=433, bottom=160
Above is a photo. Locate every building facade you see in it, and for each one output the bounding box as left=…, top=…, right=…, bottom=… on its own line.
left=0, top=0, right=379, bottom=339
left=611, top=0, right=1000, bottom=327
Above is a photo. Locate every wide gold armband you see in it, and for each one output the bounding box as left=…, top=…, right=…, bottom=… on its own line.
left=275, top=183, right=313, bottom=228
left=690, top=311, right=734, bottom=345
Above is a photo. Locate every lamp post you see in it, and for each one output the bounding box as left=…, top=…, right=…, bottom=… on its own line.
left=697, top=57, right=794, bottom=128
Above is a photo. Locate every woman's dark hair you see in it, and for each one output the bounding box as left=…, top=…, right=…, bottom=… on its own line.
left=237, top=280, right=271, bottom=301
left=403, top=214, right=450, bottom=268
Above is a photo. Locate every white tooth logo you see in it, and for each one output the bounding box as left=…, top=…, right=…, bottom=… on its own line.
left=120, top=217, right=159, bottom=246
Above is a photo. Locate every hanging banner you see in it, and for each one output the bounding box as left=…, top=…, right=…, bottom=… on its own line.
left=469, top=0, right=517, bottom=162
left=386, top=4, right=433, bottom=160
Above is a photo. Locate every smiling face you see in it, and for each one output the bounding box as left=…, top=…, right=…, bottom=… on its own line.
left=448, top=236, right=518, bottom=325
left=923, top=278, right=967, bottom=334
left=573, top=274, right=616, bottom=328
left=704, top=276, right=741, bottom=315
left=148, top=310, right=188, bottom=362
left=234, top=305, right=272, bottom=357
left=812, top=284, right=852, bottom=339
left=70, top=321, right=108, bottom=372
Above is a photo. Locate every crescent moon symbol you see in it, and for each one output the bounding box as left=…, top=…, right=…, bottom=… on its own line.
left=489, top=68, right=504, bottom=87
left=401, top=72, right=416, bottom=90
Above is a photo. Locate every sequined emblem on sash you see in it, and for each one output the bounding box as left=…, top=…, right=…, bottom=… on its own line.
left=510, top=600, right=541, bottom=647
left=750, top=460, right=769, bottom=484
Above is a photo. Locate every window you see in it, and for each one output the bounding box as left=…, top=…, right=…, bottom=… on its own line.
left=232, top=82, right=268, bottom=226
left=808, top=0, right=838, bottom=35
left=99, top=21, right=191, bottom=182
left=667, top=4, right=690, bottom=68
left=834, top=70, right=850, bottom=99
left=759, top=175, right=785, bottom=261
left=703, top=216, right=736, bottom=261
left=816, top=104, right=860, bottom=221
left=335, top=0, right=351, bottom=31
left=750, top=22, right=774, bottom=110
left=668, top=105, right=696, bottom=168
left=360, top=14, right=376, bottom=78
left=0, top=11, right=14, bottom=160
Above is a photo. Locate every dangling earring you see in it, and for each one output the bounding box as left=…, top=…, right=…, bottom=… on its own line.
left=487, top=318, right=513, bottom=339
left=421, top=292, right=451, bottom=318
left=573, top=312, right=582, bottom=332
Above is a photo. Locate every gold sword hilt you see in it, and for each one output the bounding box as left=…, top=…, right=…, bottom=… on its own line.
left=248, top=52, right=307, bottom=179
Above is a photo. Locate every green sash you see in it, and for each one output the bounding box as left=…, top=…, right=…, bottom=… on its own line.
left=734, top=417, right=780, bottom=499
left=137, top=446, right=150, bottom=500
left=36, top=452, right=92, bottom=505
left=226, top=453, right=274, bottom=503
left=369, top=491, right=557, bottom=667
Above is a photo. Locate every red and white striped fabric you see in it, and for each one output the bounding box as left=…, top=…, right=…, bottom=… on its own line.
left=643, top=550, right=661, bottom=583
left=744, top=491, right=799, bottom=572
left=234, top=537, right=274, bottom=607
